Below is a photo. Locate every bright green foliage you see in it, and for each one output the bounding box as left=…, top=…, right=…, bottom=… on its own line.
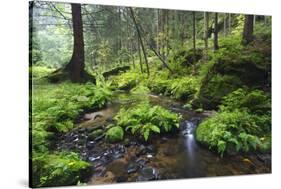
left=167, top=77, right=198, bottom=100
left=31, top=66, right=54, bottom=79
left=32, top=152, right=90, bottom=187
left=109, top=71, right=144, bottom=90
left=31, top=75, right=113, bottom=187
left=105, top=126, right=124, bottom=143
left=147, top=74, right=170, bottom=94
left=131, top=85, right=151, bottom=95
left=147, top=71, right=199, bottom=100
left=220, top=88, right=271, bottom=115
left=32, top=82, right=112, bottom=138
left=196, top=110, right=271, bottom=156
left=114, top=102, right=180, bottom=141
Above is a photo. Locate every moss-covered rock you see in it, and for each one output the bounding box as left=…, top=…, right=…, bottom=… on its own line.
left=172, top=48, right=203, bottom=67
left=196, top=38, right=271, bottom=110
left=105, top=126, right=124, bottom=143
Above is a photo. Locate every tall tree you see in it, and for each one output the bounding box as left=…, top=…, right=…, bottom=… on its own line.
left=213, top=13, right=219, bottom=51
left=228, top=13, right=232, bottom=32
left=242, top=15, right=254, bottom=45
left=204, top=12, right=209, bottom=60
left=192, top=11, right=196, bottom=62
left=223, top=13, right=227, bottom=36
left=65, top=3, right=85, bottom=82
left=129, top=7, right=150, bottom=76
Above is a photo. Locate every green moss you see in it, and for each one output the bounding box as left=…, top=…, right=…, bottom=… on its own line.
left=196, top=35, right=271, bottom=110
left=197, top=74, right=243, bottom=109
left=105, top=126, right=124, bottom=143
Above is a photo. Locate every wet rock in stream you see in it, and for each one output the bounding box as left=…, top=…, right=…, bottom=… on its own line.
left=137, top=167, right=158, bottom=181
left=127, top=162, right=139, bottom=174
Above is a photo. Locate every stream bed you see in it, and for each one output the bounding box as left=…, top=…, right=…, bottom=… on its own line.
left=55, top=92, right=271, bottom=185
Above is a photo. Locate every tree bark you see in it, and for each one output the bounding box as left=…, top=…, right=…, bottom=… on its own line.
left=242, top=15, right=254, bottom=45
left=129, top=7, right=150, bottom=76
left=66, top=3, right=85, bottom=82
left=213, top=13, right=219, bottom=51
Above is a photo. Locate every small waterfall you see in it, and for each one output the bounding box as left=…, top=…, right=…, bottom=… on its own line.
left=181, top=120, right=197, bottom=160
left=180, top=118, right=206, bottom=177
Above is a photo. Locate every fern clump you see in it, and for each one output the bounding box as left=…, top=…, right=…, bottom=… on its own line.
left=196, top=110, right=270, bottom=156
left=219, top=88, right=271, bottom=115
left=167, top=77, right=198, bottom=100
left=32, top=152, right=90, bottom=187
left=105, top=126, right=124, bottom=143
left=109, top=71, right=143, bottom=90
left=147, top=72, right=199, bottom=100
left=114, top=102, right=181, bottom=141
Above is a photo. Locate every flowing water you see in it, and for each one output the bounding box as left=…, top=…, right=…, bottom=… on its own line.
left=55, top=92, right=271, bottom=185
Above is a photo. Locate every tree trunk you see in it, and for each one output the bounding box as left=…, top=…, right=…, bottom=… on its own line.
left=138, top=38, right=143, bottom=73
left=204, top=12, right=209, bottom=60
left=192, top=11, right=196, bottom=62
left=224, top=13, right=227, bottom=36
left=242, top=15, right=254, bottom=45
left=213, top=13, right=219, bottom=51
left=228, top=13, right=232, bottom=33
left=66, top=3, right=85, bottom=82
left=129, top=7, right=150, bottom=76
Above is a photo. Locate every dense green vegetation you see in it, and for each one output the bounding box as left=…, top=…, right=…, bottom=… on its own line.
left=114, top=102, right=180, bottom=141
left=30, top=1, right=271, bottom=187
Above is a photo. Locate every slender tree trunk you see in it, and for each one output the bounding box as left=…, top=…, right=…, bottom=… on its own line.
left=129, top=7, right=150, bottom=76
left=156, top=9, right=160, bottom=52
left=204, top=12, right=209, bottom=60
left=213, top=13, right=219, bottom=51
left=242, top=15, right=254, bottom=45
left=192, top=11, right=196, bottom=62
left=138, top=39, right=143, bottom=73
left=224, top=13, right=227, bottom=36
left=228, top=13, right=231, bottom=33
left=66, top=3, right=85, bottom=82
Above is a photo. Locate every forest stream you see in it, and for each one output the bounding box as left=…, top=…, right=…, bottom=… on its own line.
left=55, top=92, right=271, bottom=185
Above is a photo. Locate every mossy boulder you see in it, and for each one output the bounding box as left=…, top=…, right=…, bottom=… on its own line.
left=196, top=42, right=270, bottom=110
left=196, top=74, right=243, bottom=110
left=172, top=48, right=203, bottom=67
left=105, top=126, right=124, bottom=143
left=102, top=65, right=130, bottom=78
